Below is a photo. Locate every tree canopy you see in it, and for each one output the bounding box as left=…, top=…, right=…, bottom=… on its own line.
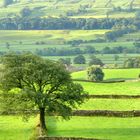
left=87, top=66, right=104, bottom=82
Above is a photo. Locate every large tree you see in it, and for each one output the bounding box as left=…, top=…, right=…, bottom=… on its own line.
left=0, top=54, right=87, bottom=135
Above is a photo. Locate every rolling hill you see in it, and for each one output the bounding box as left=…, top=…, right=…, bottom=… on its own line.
left=0, top=0, right=140, bottom=19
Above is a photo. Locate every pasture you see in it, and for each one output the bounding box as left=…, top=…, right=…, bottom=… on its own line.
left=76, top=81, right=140, bottom=95
left=1, top=116, right=140, bottom=140
left=0, top=116, right=35, bottom=140
left=1, top=68, right=140, bottom=140
left=0, top=0, right=139, bottom=18
left=0, top=30, right=108, bottom=51
left=72, top=69, right=140, bottom=80
left=0, top=30, right=139, bottom=67
left=0, top=0, right=140, bottom=139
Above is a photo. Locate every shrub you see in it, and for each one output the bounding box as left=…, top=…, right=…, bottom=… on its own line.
left=74, top=55, right=86, bottom=64
left=87, top=66, right=104, bottom=82
left=89, top=55, right=104, bottom=66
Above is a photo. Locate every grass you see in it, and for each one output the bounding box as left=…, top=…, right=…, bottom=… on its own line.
left=0, top=116, right=35, bottom=140
left=72, top=69, right=140, bottom=80
left=47, top=116, right=140, bottom=140
left=77, top=81, right=140, bottom=95
left=0, top=0, right=139, bottom=18
left=79, top=99, right=140, bottom=111
left=0, top=30, right=108, bottom=44
left=1, top=30, right=139, bottom=67
left=1, top=116, right=140, bottom=140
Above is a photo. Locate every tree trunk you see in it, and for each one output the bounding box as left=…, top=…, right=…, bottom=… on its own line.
left=39, top=108, right=47, bottom=135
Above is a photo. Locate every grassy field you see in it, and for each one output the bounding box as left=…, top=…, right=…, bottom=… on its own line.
left=79, top=99, right=140, bottom=110
left=2, top=116, right=140, bottom=140
left=0, top=0, right=140, bottom=138
left=72, top=69, right=140, bottom=80
left=77, top=81, right=140, bottom=95
left=47, top=117, right=140, bottom=140
left=0, top=0, right=139, bottom=18
left=0, top=30, right=108, bottom=51
left=1, top=68, right=140, bottom=139
left=0, top=30, right=136, bottom=52
left=0, top=116, right=35, bottom=140
left=1, top=30, right=139, bottom=67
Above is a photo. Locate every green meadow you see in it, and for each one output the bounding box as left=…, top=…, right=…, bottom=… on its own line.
left=0, top=30, right=139, bottom=67
left=0, top=0, right=140, bottom=139
left=79, top=99, right=140, bottom=110
left=76, top=81, right=140, bottom=95
left=0, top=116, right=35, bottom=140
left=72, top=69, right=140, bottom=80
left=2, top=116, right=140, bottom=140
left=1, top=68, right=140, bottom=140
left=0, top=0, right=139, bottom=18
left=0, top=30, right=108, bottom=51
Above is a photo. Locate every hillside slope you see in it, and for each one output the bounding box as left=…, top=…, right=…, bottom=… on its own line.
left=0, top=0, right=140, bottom=18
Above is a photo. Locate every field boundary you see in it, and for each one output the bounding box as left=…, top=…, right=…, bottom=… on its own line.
left=73, top=110, right=140, bottom=117
left=88, top=95, right=140, bottom=99
left=37, top=136, right=108, bottom=140
left=2, top=110, right=140, bottom=117
left=73, top=79, right=125, bottom=83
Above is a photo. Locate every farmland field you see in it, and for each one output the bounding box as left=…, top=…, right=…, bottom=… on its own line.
left=2, top=116, right=140, bottom=140
left=0, top=0, right=140, bottom=18
left=76, top=81, right=140, bottom=95
left=0, top=30, right=108, bottom=51
left=0, top=116, right=35, bottom=140
left=1, top=68, right=140, bottom=140
left=0, top=0, right=140, bottom=139
left=0, top=30, right=139, bottom=67
left=0, top=30, right=137, bottom=51
left=72, top=69, right=140, bottom=80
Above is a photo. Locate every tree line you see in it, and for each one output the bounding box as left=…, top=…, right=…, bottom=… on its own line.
left=35, top=45, right=140, bottom=56
left=0, top=17, right=140, bottom=30
left=0, top=45, right=140, bottom=57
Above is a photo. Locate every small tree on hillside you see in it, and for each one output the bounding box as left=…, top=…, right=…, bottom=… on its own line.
left=20, top=7, right=32, bottom=17
left=89, top=55, right=104, bottom=66
left=0, top=53, right=87, bottom=135
left=74, top=55, right=86, bottom=64
left=114, top=55, right=119, bottom=61
left=87, top=66, right=104, bottom=82
left=58, top=58, right=71, bottom=66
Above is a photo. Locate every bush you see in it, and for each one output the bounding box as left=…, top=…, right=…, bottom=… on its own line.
left=89, top=55, right=104, bottom=66
left=87, top=66, right=104, bottom=82
left=123, top=57, right=140, bottom=68
left=73, top=55, right=86, bottom=64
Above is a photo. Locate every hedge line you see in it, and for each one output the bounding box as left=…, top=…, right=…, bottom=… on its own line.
left=73, top=79, right=125, bottom=83
left=88, top=95, right=140, bottom=99
left=73, top=110, right=140, bottom=117
left=37, top=136, right=107, bottom=140
left=2, top=110, right=140, bottom=117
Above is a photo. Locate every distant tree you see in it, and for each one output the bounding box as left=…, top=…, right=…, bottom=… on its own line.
left=114, top=55, right=119, bottom=61
left=5, top=42, right=10, bottom=49
left=20, top=7, right=32, bottom=17
left=123, top=57, right=140, bottom=68
left=73, top=55, right=86, bottom=64
left=3, top=0, right=13, bottom=7
left=87, top=66, right=104, bottom=82
left=89, top=55, right=104, bottom=66
left=0, top=53, right=87, bottom=135
left=58, top=58, right=71, bottom=66
left=84, top=46, right=96, bottom=54
left=134, top=42, right=140, bottom=48
left=136, top=11, right=140, bottom=19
